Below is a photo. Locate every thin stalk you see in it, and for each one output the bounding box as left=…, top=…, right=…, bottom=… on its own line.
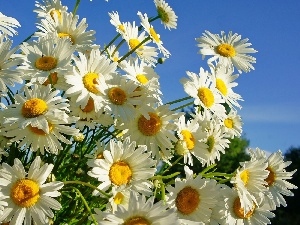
left=161, top=155, right=183, bottom=175
left=165, top=96, right=192, bottom=105
left=73, top=0, right=81, bottom=15
left=171, top=101, right=194, bottom=112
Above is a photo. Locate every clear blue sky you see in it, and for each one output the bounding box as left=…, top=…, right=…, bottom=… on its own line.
left=2, top=0, right=300, bottom=153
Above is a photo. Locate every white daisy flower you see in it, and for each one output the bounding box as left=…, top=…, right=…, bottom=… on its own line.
left=0, top=12, right=20, bottom=36
left=174, top=114, right=207, bottom=166
left=122, top=21, right=158, bottom=66
left=137, top=11, right=170, bottom=57
left=97, top=192, right=180, bottom=225
left=166, top=165, right=218, bottom=224
left=0, top=156, right=64, bottom=224
left=0, top=35, right=24, bottom=96
left=154, top=0, right=178, bottom=30
left=181, top=67, right=226, bottom=119
left=249, top=148, right=298, bottom=210
left=108, top=11, right=126, bottom=35
left=119, top=104, right=181, bottom=160
left=196, top=30, right=257, bottom=73
left=2, top=84, right=70, bottom=134
left=34, top=0, right=68, bottom=20
left=64, top=49, right=117, bottom=112
left=107, top=187, right=131, bottom=213
left=18, top=38, right=75, bottom=84
left=231, top=158, right=269, bottom=215
left=221, top=110, right=243, bottom=138
left=104, top=44, right=121, bottom=63
left=87, top=137, right=156, bottom=196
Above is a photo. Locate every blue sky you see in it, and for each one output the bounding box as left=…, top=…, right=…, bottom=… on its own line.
left=2, top=0, right=300, bottom=153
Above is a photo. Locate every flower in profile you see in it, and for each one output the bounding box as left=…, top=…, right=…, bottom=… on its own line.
left=221, top=110, right=243, bottom=138
left=0, top=156, right=64, bottom=224
left=0, top=12, right=20, bottom=36
left=166, top=166, right=218, bottom=224
left=87, top=137, right=156, bottom=196
left=154, top=0, right=178, bottom=30
left=96, top=192, right=180, bottom=225
left=108, top=11, right=126, bottom=35
left=34, top=0, right=68, bottom=20
left=196, top=30, right=257, bottom=73
left=249, top=148, right=298, bottom=210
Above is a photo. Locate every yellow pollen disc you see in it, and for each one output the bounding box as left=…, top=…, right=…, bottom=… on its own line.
left=58, top=32, right=75, bottom=44
left=157, top=6, right=169, bottom=23
left=138, top=112, right=162, bottom=136
left=216, top=43, right=236, bottom=57
left=197, top=87, right=214, bottom=108
left=206, top=135, right=215, bottom=153
left=265, top=167, right=276, bottom=187
left=82, top=72, right=100, bottom=94
left=136, top=74, right=149, bottom=84
left=29, top=123, right=53, bottom=135
left=216, top=78, right=228, bottom=96
left=109, top=161, right=132, bottom=186
left=35, top=56, right=57, bottom=71
left=175, top=186, right=200, bottom=215
left=224, top=118, right=234, bottom=128
left=118, top=24, right=125, bottom=33
left=108, top=87, right=127, bottom=105
left=149, top=27, right=160, bottom=43
left=113, top=57, right=119, bottom=62
left=96, top=152, right=104, bottom=159
left=43, top=72, right=58, bottom=86
left=21, top=98, right=48, bottom=118
left=113, top=192, right=124, bottom=205
left=50, top=9, right=62, bottom=22
left=233, top=197, right=255, bottom=219
left=240, top=170, right=250, bottom=186
left=11, top=179, right=40, bottom=208
left=82, top=97, right=95, bottom=113
left=181, top=130, right=195, bottom=150
left=129, top=39, right=143, bottom=50
left=124, top=216, right=150, bottom=225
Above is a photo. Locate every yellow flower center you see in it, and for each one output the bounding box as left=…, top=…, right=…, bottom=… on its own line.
left=129, top=39, right=143, bottom=50
left=58, top=32, right=75, bottom=44
left=43, top=72, right=58, bottom=86
left=96, top=152, right=104, bottom=159
left=138, top=112, right=162, bottom=136
left=240, top=170, right=250, bottom=186
left=21, top=98, right=48, bottom=118
left=108, top=87, right=127, bottom=105
left=11, top=179, right=40, bottom=208
left=113, top=192, right=124, bottom=205
left=82, top=72, right=100, bottom=94
left=216, top=78, right=228, bottom=96
left=118, top=24, right=125, bottom=33
left=206, top=135, right=215, bottom=152
left=233, top=197, right=255, bottom=219
left=157, top=6, right=169, bottom=23
left=149, top=27, right=160, bottom=43
left=175, top=186, right=200, bottom=215
left=197, top=87, right=214, bottom=108
left=265, top=167, right=276, bottom=187
left=136, top=74, right=149, bottom=84
left=35, top=56, right=57, bottom=71
left=181, top=130, right=195, bottom=150
left=109, top=161, right=132, bottom=186
left=124, top=217, right=150, bottom=225
left=216, top=43, right=236, bottom=57
left=224, top=118, right=234, bottom=128
left=50, top=9, right=62, bottom=22
left=29, top=123, right=53, bottom=135
left=81, top=97, right=95, bottom=113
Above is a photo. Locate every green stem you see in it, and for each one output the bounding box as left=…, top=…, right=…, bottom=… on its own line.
left=161, top=155, right=183, bottom=175
left=165, top=96, right=192, bottom=105
left=73, top=0, right=81, bottom=15
left=101, top=33, right=121, bottom=55
left=151, top=172, right=181, bottom=180
left=199, top=164, right=217, bottom=175
left=171, top=101, right=194, bottom=112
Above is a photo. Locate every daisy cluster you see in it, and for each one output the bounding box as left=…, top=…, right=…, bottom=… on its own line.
left=0, top=0, right=297, bottom=224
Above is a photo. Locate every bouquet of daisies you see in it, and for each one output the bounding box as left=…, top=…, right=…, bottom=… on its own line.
left=0, top=0, right=297, bottom=224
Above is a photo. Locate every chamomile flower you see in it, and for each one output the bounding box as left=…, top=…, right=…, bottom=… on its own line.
left=107, top=187, right=131, bottom=213
left=196, top=30, right=257, bottom=73
left=137, top=11, right=170, bottom=57
left=119, top=104, right=181, bottom=160
left=105, top=44, right=121, bottom=63
left=154, top=0, right=178, bottom=30
left=221, top=110, right=243, bottom=138
left=0, top=35, right=24, bottom=96
left=0, top=12, right=20, bottom=36
left=2, top=84, right=70, bottom=134
left=97, top=192, right=180, bottom=225
left=34, top=0, right=68, bottom=20
left=231, top=158, right=269, bottom=215
left=249, top=148, right=298, bottom=210
left=166, top=166, right=218, bottom=224
left=123, top=21, right=158, bottom=66
left=18, top=38, right=75, bottom=84
left=0, top=156, right=64, bottom=225
left=64, top=49, right=117, bottom=112
left=108, top=11, right=126, bottom=35
left=87, top=137, right=156, bottom=196
left=181, top=67, right=226, bottom=119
